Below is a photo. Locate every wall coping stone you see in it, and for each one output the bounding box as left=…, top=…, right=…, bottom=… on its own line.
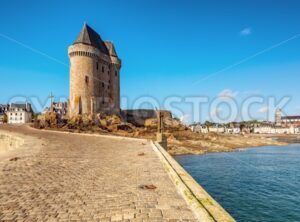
left=151, top=141, right=236, bottom=222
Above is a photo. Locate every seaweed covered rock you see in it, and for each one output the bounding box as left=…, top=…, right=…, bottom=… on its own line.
left=95, top=113, right=122, bottom=130
left=66, top=114, right=94, bottom=130
left=144, top=118, right=157, bottom=128
left=117, top=122, right=135, bottom=132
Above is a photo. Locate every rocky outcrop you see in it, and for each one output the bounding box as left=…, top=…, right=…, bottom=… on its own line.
left=32, top=111, right=284, bottom=156
left=167, top=130, right=286, bottom=155
left=121, top=109, right=173, bottom=127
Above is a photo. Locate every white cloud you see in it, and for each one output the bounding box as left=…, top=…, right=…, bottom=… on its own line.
left=240, top=27, right=252, bottom=36
left=180, top=114, right=191, bottom=125
left=258, top=106, right=269, bottom=113
left=218, top=89, right=239, bottom=100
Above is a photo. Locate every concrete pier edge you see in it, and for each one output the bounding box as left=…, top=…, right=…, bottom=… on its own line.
left=151, top=141, right=236, bottom=222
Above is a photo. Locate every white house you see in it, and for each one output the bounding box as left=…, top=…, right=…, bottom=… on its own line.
left=7, top=103, right=32, bottom=124
left=209, top=126, right=225, bottom=133
left=253, top=126, right=274, bottom=134
left=191, top=124, right=209, bottom=134
left=225, top=127, right=241, bottom=134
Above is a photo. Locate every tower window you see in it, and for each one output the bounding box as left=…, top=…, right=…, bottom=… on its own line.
left=115, top=71, right=118, bottom=77
left=96, top=62, right=99, bottom=70
left=102, top=82, right=104, bottom=87
left=102, top=66, right=104, bottom=73
left=85, top=76, right=89, bottom=85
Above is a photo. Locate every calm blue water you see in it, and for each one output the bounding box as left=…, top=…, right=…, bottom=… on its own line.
left=175, top=145, right=300, bottom=222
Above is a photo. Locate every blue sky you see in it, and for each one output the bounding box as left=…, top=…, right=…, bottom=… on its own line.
left=0, top=0, right=299, bottom=123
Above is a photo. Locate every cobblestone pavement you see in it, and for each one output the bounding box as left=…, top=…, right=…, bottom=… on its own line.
left=0, top=125, right=197, bottom=222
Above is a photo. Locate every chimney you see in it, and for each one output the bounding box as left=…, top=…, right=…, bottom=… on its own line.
left=26, top=103, right=31, bottom=112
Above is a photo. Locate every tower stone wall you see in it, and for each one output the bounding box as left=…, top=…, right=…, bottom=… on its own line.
left=68, top=24, right=121, bottom=117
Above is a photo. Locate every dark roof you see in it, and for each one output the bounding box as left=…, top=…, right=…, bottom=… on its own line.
left=10, top=103, right=32, bottom=112
left=0, top=105, right=9, bottom=114
left=104, top=41, right=118, bottom=57
left=0, top=104, right=9, bottom=108
left=73, top=23, right=110, bottom=55
left=11, top=104, right=26, bottom=109
left=282, top=116, right=300, bottom=120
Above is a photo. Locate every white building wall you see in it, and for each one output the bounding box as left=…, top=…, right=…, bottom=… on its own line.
left=225, top=128, right=240, bottom=134
left=209, top=127, right=225, bottom=133
left=254, top=126, right=299, bottom=134
left=191, top=125, right=209, bottom=134
left=7, top=111, right=32, bottom=124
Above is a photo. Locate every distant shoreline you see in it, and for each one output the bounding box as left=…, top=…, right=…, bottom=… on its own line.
left=264, top=134, right=300, bottom=144
left=167, top=132, right=295, bottom=156
left=174, top=142, right=300, bottom=157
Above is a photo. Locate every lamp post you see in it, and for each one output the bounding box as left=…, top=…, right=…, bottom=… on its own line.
left=49, top=92, right=54, bottom=112
left=156, top=110, right=167, bottom=150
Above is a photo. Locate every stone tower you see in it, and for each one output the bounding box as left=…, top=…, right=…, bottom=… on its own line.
left=275, top=109, right=282, bottom=126
left=68, top=23, right=121, bottom=116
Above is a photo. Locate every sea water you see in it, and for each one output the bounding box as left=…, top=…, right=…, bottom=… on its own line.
left=175, top=145, right=300, bottom=222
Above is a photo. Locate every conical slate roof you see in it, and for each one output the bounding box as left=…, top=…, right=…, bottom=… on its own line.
left=104, top=41, right=118, bottom=57
left=73, top=23, right=109, bottom=55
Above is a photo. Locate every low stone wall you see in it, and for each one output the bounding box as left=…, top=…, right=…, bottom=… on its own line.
left=151, top=141, right=236, bottom=222
left=121, top=109, right=172, bottom=126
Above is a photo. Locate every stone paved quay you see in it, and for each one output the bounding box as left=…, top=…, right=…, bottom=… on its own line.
left=0, top=125, right=197, bottom=222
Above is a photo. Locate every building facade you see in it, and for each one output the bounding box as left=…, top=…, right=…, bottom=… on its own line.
left=68, top=23, right=121, bottom=117
left=43, top=102, right=68, bottom=118
left=52, top=102, right=68, bottom=118
left=253, top=126, right=300, bottom=134
left=275, top=109, right=300, bottom=127
left=0, top=105, right=9, bottom=124
left=7, top=103, right=32, bottom=124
